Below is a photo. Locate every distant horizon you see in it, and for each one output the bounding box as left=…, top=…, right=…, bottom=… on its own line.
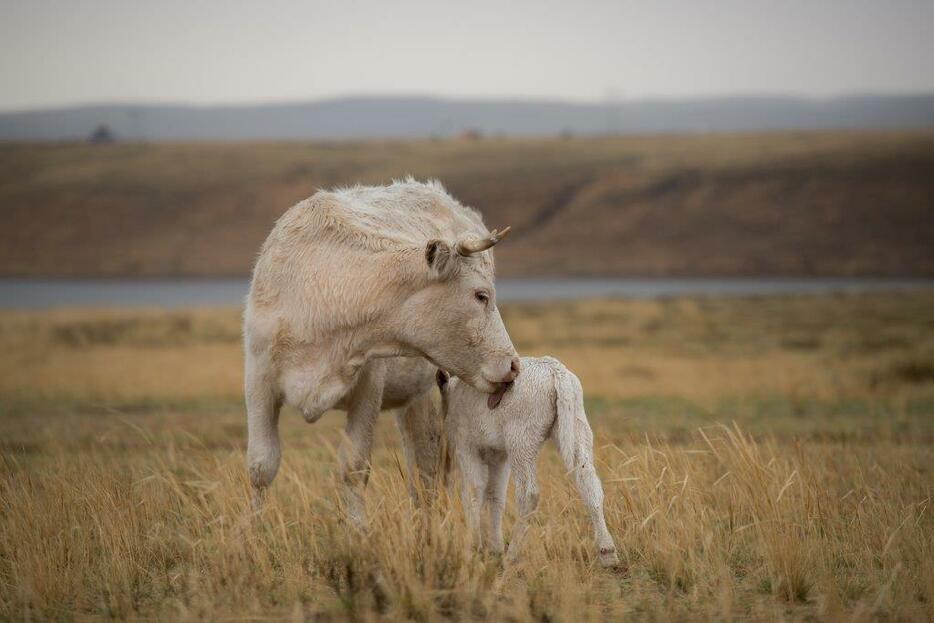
left=4, top=93, right=934, bottom=142
left=5, top=90, right=934, bottom=115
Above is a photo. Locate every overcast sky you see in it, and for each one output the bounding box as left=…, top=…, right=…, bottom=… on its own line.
left=2, top=0, right=932, bottom=111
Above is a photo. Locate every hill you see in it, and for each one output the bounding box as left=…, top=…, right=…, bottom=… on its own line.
left=1, top=131, right=933, bottom=278
left=1, top=94, right=934, bottom=141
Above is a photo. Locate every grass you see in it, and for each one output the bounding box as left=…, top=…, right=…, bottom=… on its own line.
left=1, top=292, right=933, bottom=620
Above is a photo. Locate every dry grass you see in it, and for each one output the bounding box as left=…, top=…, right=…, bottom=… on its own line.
left=2, top=293, right=933, bottom=620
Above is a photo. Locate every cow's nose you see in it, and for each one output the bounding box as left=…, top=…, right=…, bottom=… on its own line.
left=503, top=356, right=521, bottom=382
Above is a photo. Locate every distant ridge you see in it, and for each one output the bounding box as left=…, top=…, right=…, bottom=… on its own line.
left=2, top=94, right=934, bottom=141
left=2, top=132, right=933, bottom=278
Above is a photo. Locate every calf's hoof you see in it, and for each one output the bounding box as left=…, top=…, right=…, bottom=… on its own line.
left=598, top=547, right=620, bottom=569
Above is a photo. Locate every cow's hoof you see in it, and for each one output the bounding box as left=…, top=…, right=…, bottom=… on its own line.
left=250, top=489, right=266, bottom=513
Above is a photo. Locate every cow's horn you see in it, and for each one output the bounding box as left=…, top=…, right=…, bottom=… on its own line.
left=456, top=226, right=512, bottom=256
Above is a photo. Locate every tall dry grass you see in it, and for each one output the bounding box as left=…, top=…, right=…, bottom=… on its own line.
left=1, top=293, right=933, bottom=619
left=2, top=415, right=930, bottom=620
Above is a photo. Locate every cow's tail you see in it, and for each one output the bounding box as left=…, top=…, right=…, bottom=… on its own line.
left=546, top=358, right=597, bottom=493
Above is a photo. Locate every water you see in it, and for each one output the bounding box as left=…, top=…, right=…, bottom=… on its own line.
left=0, top=277, right=931, bottom=309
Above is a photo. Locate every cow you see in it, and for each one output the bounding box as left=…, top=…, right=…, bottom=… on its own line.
left=437, top=357, right=620, bottom=568
left=243, top=179, right=520, bottom=524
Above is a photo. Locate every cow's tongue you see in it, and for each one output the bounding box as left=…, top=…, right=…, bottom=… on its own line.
left=487, top=382, right=512, bottom=409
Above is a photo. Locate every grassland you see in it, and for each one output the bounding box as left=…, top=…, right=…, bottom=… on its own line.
left=2, top=292, right=933, bottom=620
left=2, top=131, right=934, bottom=278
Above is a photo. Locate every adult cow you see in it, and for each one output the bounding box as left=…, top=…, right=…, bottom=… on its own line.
left=244, top=179, right=520, bottom=523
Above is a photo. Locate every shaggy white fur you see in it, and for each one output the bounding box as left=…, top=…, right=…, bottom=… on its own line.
left=440, top=356, right=620, bottom=567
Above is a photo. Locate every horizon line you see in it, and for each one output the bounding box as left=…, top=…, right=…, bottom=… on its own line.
left=3, top=90, right=934, bottom=115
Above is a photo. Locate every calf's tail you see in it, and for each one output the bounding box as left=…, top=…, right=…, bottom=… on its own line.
left=546, top=358, right=598, bottom=494
left=546, top=358, right=619, bottom=567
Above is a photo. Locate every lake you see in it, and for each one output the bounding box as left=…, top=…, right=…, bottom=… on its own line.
left=1, top=277, right=932, bottom=309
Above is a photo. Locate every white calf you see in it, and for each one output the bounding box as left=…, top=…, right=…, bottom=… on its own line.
left=438, top=356, right=619, bottom=567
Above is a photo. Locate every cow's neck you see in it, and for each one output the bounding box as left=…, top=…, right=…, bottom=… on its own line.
left=339, top=334, right=417, bottom=379
left=327, top=254, right=432, bottom=398
left=337, top=283, right=425, bottom=377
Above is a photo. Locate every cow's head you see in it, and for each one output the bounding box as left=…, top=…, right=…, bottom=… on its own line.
left=400, top=227, right=519, bottom=403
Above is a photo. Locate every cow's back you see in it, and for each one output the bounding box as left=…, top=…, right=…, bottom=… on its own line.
left=244, top=179, right=489, bottom=359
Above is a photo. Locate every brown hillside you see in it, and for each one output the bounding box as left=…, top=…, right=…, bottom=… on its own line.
left=1, top=131, right=933, bottom=277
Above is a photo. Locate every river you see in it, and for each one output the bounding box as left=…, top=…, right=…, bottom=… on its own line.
left=1, top=277, right=931, bottom=309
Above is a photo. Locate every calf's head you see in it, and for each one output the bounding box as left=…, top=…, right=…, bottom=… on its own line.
left=400, top=227, right=520, bottom=397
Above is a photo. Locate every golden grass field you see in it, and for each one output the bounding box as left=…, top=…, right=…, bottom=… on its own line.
left=2, top=293, right=933, bottom=620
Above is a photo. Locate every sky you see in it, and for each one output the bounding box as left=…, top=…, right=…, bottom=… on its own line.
left=1, top=0, right=933, bottom=111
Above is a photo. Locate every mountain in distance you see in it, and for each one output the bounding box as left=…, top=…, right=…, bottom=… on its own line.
left=1, top=94, right=933, bottom=141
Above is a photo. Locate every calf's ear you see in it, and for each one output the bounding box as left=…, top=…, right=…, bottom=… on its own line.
left=425, top=239, right=458, bottom=279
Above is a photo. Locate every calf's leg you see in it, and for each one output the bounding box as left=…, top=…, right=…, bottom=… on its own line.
left=485, top=454, right=509, bottom=555
left=456, top=448, right=487, bottom=549
left=505, top=457, right=539, bottom=564
left=573, top=462, right=620, bottom=567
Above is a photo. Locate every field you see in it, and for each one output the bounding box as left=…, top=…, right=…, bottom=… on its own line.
left=2, top=131, right=934, bottom=278
left=2, top=292, right=933, bottom=620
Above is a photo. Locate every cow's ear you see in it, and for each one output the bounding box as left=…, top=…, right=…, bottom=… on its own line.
left=436, top=369, right=450, bottom=390
left=425, top=239, right=458, bottom=279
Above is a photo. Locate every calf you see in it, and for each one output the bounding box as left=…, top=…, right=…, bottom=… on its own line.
left=438, top=356, right=619, bottom=567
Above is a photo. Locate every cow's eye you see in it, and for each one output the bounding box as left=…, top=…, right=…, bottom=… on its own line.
left=474, top=290, right=490, bottom=305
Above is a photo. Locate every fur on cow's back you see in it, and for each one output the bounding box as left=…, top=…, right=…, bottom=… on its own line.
left=323, top=178, right=487, bottom=248
left=245, top=178, right=492, bottom=338
left=270, top=178, right=488, bottom=254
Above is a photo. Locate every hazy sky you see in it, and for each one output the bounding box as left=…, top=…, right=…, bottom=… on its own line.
left=2, top=0, right=932, bottom=111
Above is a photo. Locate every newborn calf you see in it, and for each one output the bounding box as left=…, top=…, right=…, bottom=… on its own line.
left=438, top=356, right=619, bottom=567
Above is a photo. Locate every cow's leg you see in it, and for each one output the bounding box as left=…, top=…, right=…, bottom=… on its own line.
left=395, top=390, right=445, bottom=505
left=456, top=448, right=487, bottom=549
left=245, top=356, right=282, bottom=511
left=485, top=453, right=509, bottom=555
left=505, top=455, right=539, bottom=564
left=338, top=364, right=384, bottom=528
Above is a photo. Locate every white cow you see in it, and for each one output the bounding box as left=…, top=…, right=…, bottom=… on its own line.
left=438, top=357, right=620, bottom=567
left=244, top=179, right=520, bottom=522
